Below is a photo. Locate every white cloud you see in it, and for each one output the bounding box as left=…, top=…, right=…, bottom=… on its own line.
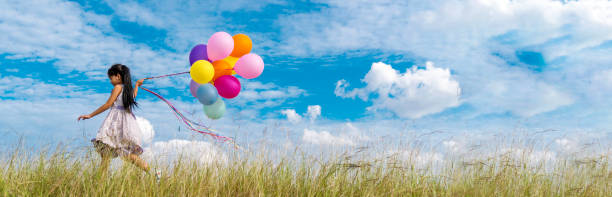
left=302, top=128, right=355, bottom=146
left=280, top=109, right=302, bottom=124
left=586, top=68, right=612, bottom=106
left=0, top=73, right=607, bottom=164
left=477, top=78, right=574, bottom=117
left=0, top=0, right=186, bottom=88
left=341, top=122, right=370, bottom=142
left=277, top=0, right=612, bottom=58
left=336, top=62, right=461, bottom=119
left=136, top=116, right=155, bottom=145
left=554, top=137, right=581, bottom=154
left=390, top=149, right=444, bottom=168
left=499, top=148, right=557, bottom=166
left=234, top=81, right=306, bottom=109
left=142, top=139, right=227, bottom=165
left=591, top=69, right=612, bottom=90
left=280, top=105, right=323, bottom=124
left=442, top=140, right=460, bottom=153
left=103, top=0, right=285, bottom=50
left=0, top=75, right=94, bottom=99
left=306, top=105, right=321, bottom=122
left=298, top=123, right=370, bottom=147
left=278, top=0, right=611, bottom=117
left=0, top=74, right=208, bottom=147
left=0, top=73, right=307, bottom=150
left=106, top=1, right=166, bottom=29
left=0, top=0, right=304, bottom=140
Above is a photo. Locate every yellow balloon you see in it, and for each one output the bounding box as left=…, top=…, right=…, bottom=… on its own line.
left=223, top=56, right=239, bottom=75
left=190, top=60, right=214, bottom=84
left=223, top=56, right=239, bottom=67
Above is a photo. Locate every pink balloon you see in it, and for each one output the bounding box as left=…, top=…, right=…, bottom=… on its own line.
left=207, top=32, right=234, bottom=61
left=214, top=75, right=241, bottom=99
left=189, top=79, right=200, bottom=98
left=234, top=53, right=264, bottom=79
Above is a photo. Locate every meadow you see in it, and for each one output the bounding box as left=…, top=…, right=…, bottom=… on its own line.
left=0, top=135, right=610, bottom=197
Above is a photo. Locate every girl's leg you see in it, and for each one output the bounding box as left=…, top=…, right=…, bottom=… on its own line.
left=123, top=154, right=150, bottom=172
left=99, top=151, right=112, bottom=176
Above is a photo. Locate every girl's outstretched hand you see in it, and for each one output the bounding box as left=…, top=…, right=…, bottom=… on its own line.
left=78, top=114, right=93, bottom=121
left=136, top=78, right=145, bottom=86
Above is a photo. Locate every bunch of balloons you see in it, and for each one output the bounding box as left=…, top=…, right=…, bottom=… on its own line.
left=188, top=32, right=264, bottom=120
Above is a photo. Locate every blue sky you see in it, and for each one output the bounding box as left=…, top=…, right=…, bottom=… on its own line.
left=1, top=0, right=612, bottom=160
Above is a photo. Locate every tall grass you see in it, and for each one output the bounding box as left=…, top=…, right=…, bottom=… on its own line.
left=0, top=143, right=609, bottom=197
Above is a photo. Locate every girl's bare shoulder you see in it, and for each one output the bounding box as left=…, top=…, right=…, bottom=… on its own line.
left=113, top=84, right=123, bottom=91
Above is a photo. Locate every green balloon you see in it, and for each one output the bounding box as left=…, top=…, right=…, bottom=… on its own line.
left=203, top=98, right=226, bottom=119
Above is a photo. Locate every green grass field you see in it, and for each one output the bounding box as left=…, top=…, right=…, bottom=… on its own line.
left=0, top=143, right=610, bottom=197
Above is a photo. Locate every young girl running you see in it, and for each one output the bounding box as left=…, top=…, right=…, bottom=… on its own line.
left=78, top=64, right=152, bottom=176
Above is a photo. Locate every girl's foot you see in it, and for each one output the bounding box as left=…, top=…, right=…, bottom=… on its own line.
left=155, top=169, right=162, bottom=183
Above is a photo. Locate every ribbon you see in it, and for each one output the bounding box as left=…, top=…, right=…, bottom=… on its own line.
left=140, top=72, right=238, bottom=148
left=144, top=71, right=190, bottom=80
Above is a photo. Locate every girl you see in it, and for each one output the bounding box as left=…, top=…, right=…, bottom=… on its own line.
left=78, top=64, right=151, bottom=176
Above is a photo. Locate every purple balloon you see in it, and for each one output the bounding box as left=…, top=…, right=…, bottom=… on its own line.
left=214, top=75, right=241, bottom=99
left=189, top=79, right=200, bottom=98
left=189, top=44, right=208, bottom=65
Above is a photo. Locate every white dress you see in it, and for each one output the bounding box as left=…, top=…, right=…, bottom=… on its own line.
left=92, top=86, right=143, bottom=157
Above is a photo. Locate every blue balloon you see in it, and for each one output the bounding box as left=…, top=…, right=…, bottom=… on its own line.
left=196, top=83, right=218, bottom=105
left=189, top=44, right=208, bottom=65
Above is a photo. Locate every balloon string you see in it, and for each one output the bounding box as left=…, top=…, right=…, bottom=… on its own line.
left=142, top=71, right=212, bottom=126
left=144, top=71, right=190, bottom=80
left=139, top=87, right=232, bottom=140
left=139, top=73, right=240, bottom=149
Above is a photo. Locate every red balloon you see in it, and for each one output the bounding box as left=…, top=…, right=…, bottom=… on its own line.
left=214, top=75, right=241, bottom=99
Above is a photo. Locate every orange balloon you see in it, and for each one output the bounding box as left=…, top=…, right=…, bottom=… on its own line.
left=230, top=34, right=252, bottom=57
left=212, top=60, right=233, bottom=82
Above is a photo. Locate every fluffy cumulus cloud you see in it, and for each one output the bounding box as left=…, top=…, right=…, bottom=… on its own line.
left=280, top=109, right=302, bottom=124
left=136, top=116, right=155, bottom=145
left=142, top=139, right=227, bottom=165
left=300, top=122, right=371, bottom=146
left=279, top=0, right=611, bottom=118
left=281, top=105, right=322, bottom=123
left=302, top=128, right=355, bottom=146
left=306, top=105, right=321, bottom=122
left=336, top=62, right=461, bottom=119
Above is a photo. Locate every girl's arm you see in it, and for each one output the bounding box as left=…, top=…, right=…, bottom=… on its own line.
left=78, top=85, right=122, bottom=121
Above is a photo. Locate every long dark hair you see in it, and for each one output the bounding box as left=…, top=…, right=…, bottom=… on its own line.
left=107, top=64, right=138, bottom=113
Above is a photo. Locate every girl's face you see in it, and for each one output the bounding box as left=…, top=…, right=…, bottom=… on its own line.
left=109, top=74, right=122, bottom=85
